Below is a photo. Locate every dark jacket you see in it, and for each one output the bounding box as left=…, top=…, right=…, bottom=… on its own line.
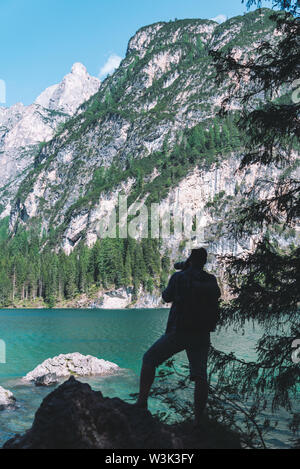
left=162, top=266, right=221, bottom=334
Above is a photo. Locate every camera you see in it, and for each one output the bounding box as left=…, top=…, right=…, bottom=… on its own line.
left=174, top=258, right=190, bottom=271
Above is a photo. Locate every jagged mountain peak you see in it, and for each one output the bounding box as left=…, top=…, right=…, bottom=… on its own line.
left=34, top=62, right=100, bottom=115
left=71, top=62, right=89, bottom=76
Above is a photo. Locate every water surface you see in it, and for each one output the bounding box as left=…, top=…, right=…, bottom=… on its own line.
left=0, top=308, right=296, bottom=448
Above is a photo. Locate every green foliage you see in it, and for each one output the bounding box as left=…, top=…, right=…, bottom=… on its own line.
left=0, top=227, right=165, bottom=307
left=0, top=217, right=9, bottom=241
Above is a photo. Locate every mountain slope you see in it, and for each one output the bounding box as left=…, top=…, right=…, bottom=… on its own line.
left=34, top=63, right=100, bottom=114
left=10, top=9, right=279, bottom=245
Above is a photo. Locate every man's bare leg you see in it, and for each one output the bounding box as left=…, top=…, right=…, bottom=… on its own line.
left=135, top=363, right=156, bottom=409
left=194, top=378, right=208, bottom=425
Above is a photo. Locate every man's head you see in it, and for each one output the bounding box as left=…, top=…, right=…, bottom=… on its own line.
left=189, top=248, right=207, bottom=268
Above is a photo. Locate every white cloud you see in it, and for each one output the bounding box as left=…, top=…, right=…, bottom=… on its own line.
left=99, top=54, right=122, bottom=78
left=211, top=14, right=227, bottom=24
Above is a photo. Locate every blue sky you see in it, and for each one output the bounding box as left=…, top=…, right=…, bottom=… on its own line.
left=0, top=0, right=272, bottom=106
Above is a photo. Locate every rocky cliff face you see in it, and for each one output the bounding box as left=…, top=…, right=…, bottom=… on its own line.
left=3, top=376, right=240, bottom=449
left=0, top=64, right=100, bottom=217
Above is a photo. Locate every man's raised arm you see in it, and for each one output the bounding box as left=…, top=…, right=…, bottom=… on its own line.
left=162, top=272, right=181, bottom=303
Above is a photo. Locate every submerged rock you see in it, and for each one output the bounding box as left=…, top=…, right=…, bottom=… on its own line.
left=3, top=376, right=240, bottom=449
left=0, top=386, right=16, bottom=410
left=23, top=352, right=120, bottom=386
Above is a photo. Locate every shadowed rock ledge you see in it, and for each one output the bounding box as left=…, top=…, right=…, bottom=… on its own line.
left=2, top=376, right=240, bottom=449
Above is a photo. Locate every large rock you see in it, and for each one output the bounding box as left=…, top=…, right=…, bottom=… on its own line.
left=0, top=386, right=16, bottom=410
left=3, top=377, right=240, bottom=449
left=23, top=353, right=120, bottom=386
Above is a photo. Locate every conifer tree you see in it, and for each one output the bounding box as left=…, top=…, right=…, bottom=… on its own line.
left=207, top=0, right=300, bottom=440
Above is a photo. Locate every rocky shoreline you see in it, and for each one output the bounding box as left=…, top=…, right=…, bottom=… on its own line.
left=4, top=286, right=168, bottom=310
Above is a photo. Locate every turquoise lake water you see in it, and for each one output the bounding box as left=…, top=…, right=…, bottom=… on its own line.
left=0, top=308, right=296, bottom=448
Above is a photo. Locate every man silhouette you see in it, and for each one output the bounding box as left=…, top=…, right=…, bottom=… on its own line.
left=135, top=248, right=221, bottom=425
